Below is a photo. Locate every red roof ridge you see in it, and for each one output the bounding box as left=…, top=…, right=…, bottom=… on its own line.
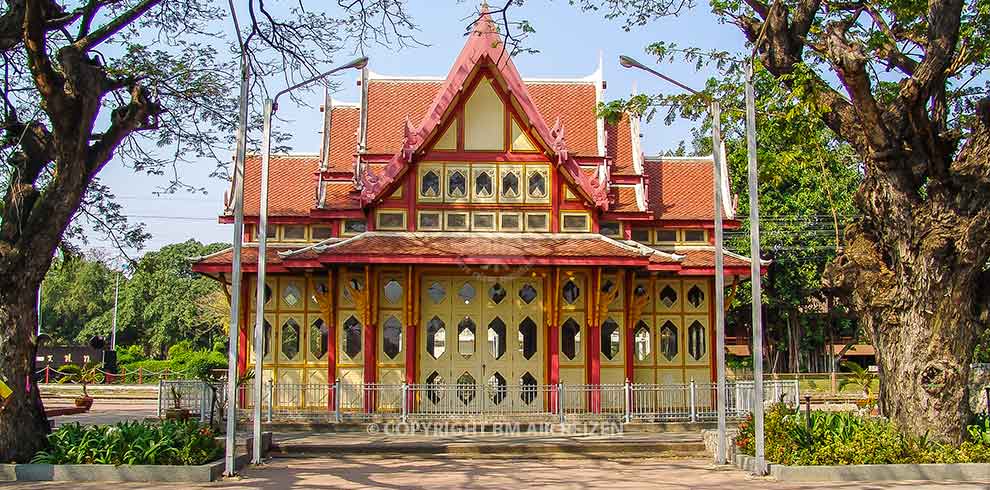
left=278, top=237, right=346, bottom=258
left=644, top=154, right=715, bottom=163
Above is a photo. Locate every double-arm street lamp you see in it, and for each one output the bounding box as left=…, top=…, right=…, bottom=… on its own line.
left=619, top=54, right=766, bottom=473
left=251, top=56, right=369, bottom=465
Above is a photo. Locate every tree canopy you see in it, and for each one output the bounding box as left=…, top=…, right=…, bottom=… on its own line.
left=42, top=240, right=227, bottom=355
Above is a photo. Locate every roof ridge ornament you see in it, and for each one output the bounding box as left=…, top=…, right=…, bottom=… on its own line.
left=550, top=117, right=568, bottom=161
left=402, top=117, right=421, bottom=161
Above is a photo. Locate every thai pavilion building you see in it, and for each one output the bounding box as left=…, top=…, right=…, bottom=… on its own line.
left=192, top=12, right=760, bottom=415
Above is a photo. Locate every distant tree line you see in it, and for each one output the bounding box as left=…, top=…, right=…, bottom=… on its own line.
left=40, top=240, right=229, bottom=358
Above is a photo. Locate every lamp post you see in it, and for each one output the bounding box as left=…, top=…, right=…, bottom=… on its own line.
left=619, top=55, right=730, bottom=465
left=111, top=270, right=120, bottom=350
left=252, top=55, right=368, bottom=465
left=744, top=60, right=767, bottom=476
left=225, top=0, right=250, bottom=477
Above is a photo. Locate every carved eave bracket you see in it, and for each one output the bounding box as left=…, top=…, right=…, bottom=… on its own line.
left=359, top=118, right=421, bottom=206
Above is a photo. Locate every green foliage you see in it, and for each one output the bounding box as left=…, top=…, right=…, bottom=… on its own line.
left=31, top=420, right=221, bottom=466
left=117, top=341, right=226, bottom=382
left=737, top=405, right=990, bottom=464
left=968, top=415, right=990, bottom=446
left=109, top=240, right=228, bottom=356
left=838, top=360, right=877, bottom=400
left=40, top=254, right=119, bottom=344
left=43, top=240, right=227, bottom=356
left=116, top=345, right=147, bottom=366
left=58, top=363, right=102, bottom=396
left=975, top=327, right=990, bottom=363
left=599, top=61, right=862, bottom=366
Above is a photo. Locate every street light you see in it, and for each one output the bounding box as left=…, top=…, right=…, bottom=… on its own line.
left=224, top=0, right=250, bottom=477
left=619, top=54, right=730, bottom=465
left=743, top=60, right=767, bottom=476
left=252, top=55, right=369, bottom=465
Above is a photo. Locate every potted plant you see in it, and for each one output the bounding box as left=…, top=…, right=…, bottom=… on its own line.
left=164, top=384, right=191, bottom=421
left=67, top=363, right=100, bottom=410
left=839, top=360, right=879, bottom=416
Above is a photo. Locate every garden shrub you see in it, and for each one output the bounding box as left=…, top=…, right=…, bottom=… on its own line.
left=117, top=342, right=226, bottom=382
left=737, top=404, right=990, bottom=465
left=31, top=420, right=221, bottom=466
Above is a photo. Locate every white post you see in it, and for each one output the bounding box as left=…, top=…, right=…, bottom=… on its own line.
left=711, top=100, right=728, bottom=465
left=252, top=98, right=274, bottom=465
left=225, top=0, right=249, bottom=476
left=111, top=272, right=120, bottom=350
left=624, top=379, right=631, bottom=424
left=36, top=283, right=42, bottom=337
left=334, top=378, right=341, bottom=423
left=745, top=61, right=767, bottom=475
left=267, top=378, right=274, bottom=423
left=689, top=379, right=697, bottom=422
left=401, top=382, right=409, bottom=423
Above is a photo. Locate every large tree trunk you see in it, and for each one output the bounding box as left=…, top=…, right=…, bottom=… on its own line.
left=826, top=228, right=982, bottom=442
left=824, top=113, right=990, bottom=443
left=0, top=282, right=50, bottom=462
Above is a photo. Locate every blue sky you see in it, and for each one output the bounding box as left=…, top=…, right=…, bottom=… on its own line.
left=91, top=1, right=748, bottom=255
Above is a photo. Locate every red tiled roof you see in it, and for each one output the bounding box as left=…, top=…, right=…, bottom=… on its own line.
left=322, top=181, right=360, bottom=210
left=527, top=83, right=598, bottom=155
left=240, top=155, right=319, bottom=217
left=358, top=79, right=600, bottom=157
left=678, top=249, right=751, bottom=268
left=326, top=106, right=359, bottom=173
left=193, top=246, right=302, bottom=267
left=190, top=236, right=758, bottom=277
left=611, top=186, right=643, bottom=212
left=365, top=80, right=441, bottom=154
left=607, top=115, right=637, bottom=175
left=305, top=232, right=646, bottom=264
left=644, top=157, right=720, bottom=220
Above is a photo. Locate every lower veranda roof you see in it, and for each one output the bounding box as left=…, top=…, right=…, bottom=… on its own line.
left=190, top=232, right=761, bottom=276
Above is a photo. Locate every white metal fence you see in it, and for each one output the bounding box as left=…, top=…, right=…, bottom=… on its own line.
left=160, top=379, right=799, bottom=424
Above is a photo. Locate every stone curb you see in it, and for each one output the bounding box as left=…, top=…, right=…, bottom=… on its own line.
left=1, top=432, right=273, bottom=482
left=0, top=456, right=245, bottom=483
left=735, top=454, right=990, bottom=482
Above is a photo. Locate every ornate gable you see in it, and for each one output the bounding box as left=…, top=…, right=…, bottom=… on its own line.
left=358, top=7, right=609, bottom=210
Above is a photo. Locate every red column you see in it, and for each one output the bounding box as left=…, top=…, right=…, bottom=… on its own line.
left=547, top=268, right=560, bottom=413
left=587, top=269, right=601, bottom=413
left=327, top=318, right=337, bottom=411
left=237, top=280, right=249, bottom=378
left=363, top=322, right=377, bottom=412
left=624, top=271, right=635, bottom=384
left=548, top=323, right=559, bottom=414
left=405, top=323, right=417, bottom=412
left=709, top=278, right=718, bottom=384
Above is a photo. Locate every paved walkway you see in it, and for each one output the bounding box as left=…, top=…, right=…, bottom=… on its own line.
left=3, top=457, right=985, bottom=489
left=43, top=399, right=158, bottom=427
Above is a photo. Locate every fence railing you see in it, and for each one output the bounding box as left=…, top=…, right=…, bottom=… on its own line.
left=37, top=365, right=195, bottom=384
left=160, top=379, right=799, bottom=424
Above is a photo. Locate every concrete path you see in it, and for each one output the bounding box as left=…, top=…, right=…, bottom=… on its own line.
left=43, top=399, right=158, bottom=427
left=3, top=457, right=985, bottom=489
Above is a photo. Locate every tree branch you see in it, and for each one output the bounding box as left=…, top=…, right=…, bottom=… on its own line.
left=22, top=0, right=63, bottom=100
left=75, top=0, right=162, bottom=52
left=896, top=0, right=963, bottom=112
